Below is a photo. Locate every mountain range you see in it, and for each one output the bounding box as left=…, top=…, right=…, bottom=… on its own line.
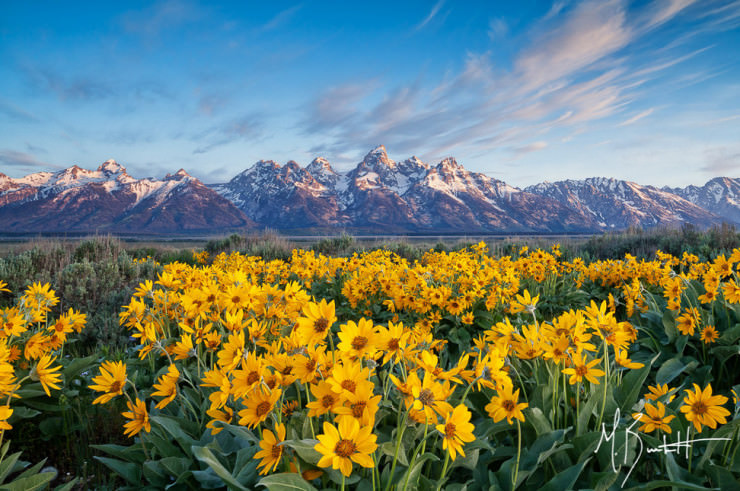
left=0, top=146, right=737, bottom=234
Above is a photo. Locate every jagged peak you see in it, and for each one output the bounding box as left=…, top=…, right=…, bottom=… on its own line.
left=164, top=168, right=195, bottom=181
left=97, top=159, right=126, bottom=174
left=361, top=145, right=395, bottom=168
left=368, top=144, right=387, bottom=155
left=437, top=157, right=462, bottom=171
left=307, top=157, right=338, bottom=177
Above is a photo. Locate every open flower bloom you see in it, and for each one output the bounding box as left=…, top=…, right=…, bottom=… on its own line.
left=315, top=418, right=377, bottom=477
left=151, top=364, right=180, bottom=409
left=122, top=397, right=151, bottom=437
left=632, top=401, right=675, bottom=433
left=436, top=404, right=476, bottom=461
left=90, top=360, right=128, bottom=404
left=562, top=352, right=605, bottom=385
left=31, top=354, right=62, bottom=396
left=254, top=423, right=286, bottom=475
left=680, top=383, right=730, bottom=433
left=485, top=382, right=528, bottom=424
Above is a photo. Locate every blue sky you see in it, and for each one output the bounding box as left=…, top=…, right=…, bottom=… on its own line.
left=1, top=0, right=739, bottom=188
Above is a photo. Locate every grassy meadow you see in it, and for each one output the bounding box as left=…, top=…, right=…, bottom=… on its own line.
left=0, top=226, right=739, bottom=490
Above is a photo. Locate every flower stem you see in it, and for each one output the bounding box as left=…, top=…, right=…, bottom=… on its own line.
left=385, top=410, right=408, bottom=491
left=435, top=452, right=450, bottom=491
left=513, top=419, right=522, bottom=488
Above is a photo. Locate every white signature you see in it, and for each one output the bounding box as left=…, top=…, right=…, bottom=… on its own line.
left=594, top=408, right=731, bottom=488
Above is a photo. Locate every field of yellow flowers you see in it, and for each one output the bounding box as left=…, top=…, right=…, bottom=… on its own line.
left=1, top=242, right=739, bottom=490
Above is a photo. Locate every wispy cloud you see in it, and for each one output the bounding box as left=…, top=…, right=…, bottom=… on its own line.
left=260, top=5, right=302, bottom=33
left=415, top=0, right=445, bottom=31
left=487, top=18, right=508, bottom=40
left=297, top=0, right=728, bottom=167
left=21, top=65, right=113, bottom=102
left=0, top=149, right=58, bottom=174
left=120, top=0, right=203, bottom=36
left=511, top=141, right=548, bottom=156
left=193, top=113, right=264, bottom=154
left=618, top=107, right=655, bottom=126
left=0, top=100, right=38, bottom=123
left=701, top=146, right=740, bottom=174
left=641, top=0, right=697, bottom=30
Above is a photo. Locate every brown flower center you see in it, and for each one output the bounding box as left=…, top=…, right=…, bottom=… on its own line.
left=387, top=338, right=400, bottom=351
left=109, top=380, right=123, bottom=393
left=305, top=359, right=317, bottom=371
left=256, top=401, right=271, bottom=416
left=502, top=400, right=516, bottom=412
left=321, top=394, right=336, bottom=408
left=231, top=295, right=241, bottom=305
left=575, top=365, right=588, bottom=377
left=334, top=439, right=357, bottom=458
left=418, top=388, right=435, bottom=407
left=247, top=371, right=260, bottom=385
left=444, top=423, right=456, bottom=438
left=351, top=336, right=368, bottom=351
left=351, top=401, right=367, bottom=418
left=271, top=444, right=282, bottom=459
left=341, top=380, right=357, bottom=393
left=692, top=401, right=707, bottom=415
left=314, top=318, right=329, bottom=333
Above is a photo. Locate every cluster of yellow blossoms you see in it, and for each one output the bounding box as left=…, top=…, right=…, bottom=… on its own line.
left=0, top=280, right=86, bottom=436
left=87, top=243, right=736, bottom=480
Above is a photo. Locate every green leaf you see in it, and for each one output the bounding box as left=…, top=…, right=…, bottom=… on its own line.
left=94, top=456, right=141, bottom=486
left=191, top=445, right=248, bottom=491
left=0, top=451, right=24, bottom=483
left=0, top=471, right=56, bottom=491
left=451, top=448, right=478, bottom=471
left=379, top=440, right=408, bottom=467
left=257, top=473, right=319, bottom=491
left=616, top=355, right=655, bottom=412
left=539, top=458, right=589, bottom=491
left=400, top=452, right=440, bottom=488
left=53, top=478, right=80, bottom=491
left=90, top=443, right=147, bottom=464
left=655, top=357, right=685, bottom=385
left=159, top=456, right=192, bottom=478
left=150, top=416, right=196, bottom=457
left=525, top=407, right=552, bottom=436
left=577, top=391, right=599, bottom=436
left=287, top=439, right=322, bottom=466
left=62, top=354, right=97, bottom=379
left=623, top=480, right=718, bottom=491
left=8, top=407, right=40, bottom=420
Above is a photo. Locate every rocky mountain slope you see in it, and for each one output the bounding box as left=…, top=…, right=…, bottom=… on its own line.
left=0, top=160, right=253, bottom=233
left=1, top=149, right=737, bottom=234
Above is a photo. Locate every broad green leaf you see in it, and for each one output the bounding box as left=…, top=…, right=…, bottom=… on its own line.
left=287, top=439, right=322, bottom=466
left=62, top=354, right=97, bottom=379
left=525, top=407, right=552, bottom=436
left=655, top=357, right=685, bottom=385
left=0, top=471, right=56, bottom=491
left=399, top=452, right=440, bottom=489
left=94, top=456, right=141, bottom=486
left=539, top=458, right=589, bottom=491
left=257, top=472, right=318, bottom=491
left=379, top=440, right=408, bottom=467
left=615, top=355, right=655, bottom=412
left=0, top=451, right=25, bottom=484
left=705, top=462, right=740, bottom=491
left=90, top=443, right=147, bottom=464
left=192, top=445, right=248, bottom=491
left=159, top=456, right=192, bottom=478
